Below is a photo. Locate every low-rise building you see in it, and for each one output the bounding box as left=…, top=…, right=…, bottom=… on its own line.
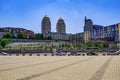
left=104, top=23, right=120, bottom=43
left=69, top=32, right=84, bottom=43
left=84, top=31, right=91, bottom=43
left=0, top=27, right=34, bottom=38
left=44, top=32, right=70, bottom=40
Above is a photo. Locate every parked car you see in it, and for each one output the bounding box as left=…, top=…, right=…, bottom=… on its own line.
left=87, top=52, right=96, bottom=56
left=2, top=52, right=8, bottom=55
left=56, top=50, right=67, bottom=56
left=70, top=51, right=77, bottom=55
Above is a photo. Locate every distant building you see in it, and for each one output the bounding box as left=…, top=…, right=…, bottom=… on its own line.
left=0, top=32, right=5, bottom=38
left=69, top=34, right=76, bottom=42
left=44, top=32, right=70, bottom=40
left=41, top=15, right=51, bottom=34
left=76, top=32, right=84, bottom=42
left=41, top=16, right=69, bottom=40
left=69, top=32, right=84, bottom=43
left=84, top=16, right=93, bottom=32
left=92, top=25, right=104, bottom=40
left=104, top=23, right=120, bottom=43
left=84, top=16, right=93, bottom=39
left=0, top=27, right=34, bottom=38
left=84, top=31, right=91, bottom=43
left=56, top=18, right=66, bottom=34
left=90, top=22, right=120, bottom=43
left=83, top=16, right=120, bottom=43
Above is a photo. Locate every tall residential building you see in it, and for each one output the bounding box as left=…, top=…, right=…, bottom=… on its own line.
left=56, top=18, right=66, bottom=34
left=84, top=16, right=93, bottom=40
left=90, top=23, right=120, bottom=43
left=84, top=16, right=93, bottom=32
left=84, top=16, right=93, bottom=42
left=92, top=25, right=104, bottom=40
left=41, top=15, right=51, bottom=34
left=104, top=23, right=120, bottom=43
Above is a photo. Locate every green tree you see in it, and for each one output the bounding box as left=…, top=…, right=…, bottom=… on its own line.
left=47, top=36, right=52, bottom=40
left=0, top=45, right=3, bottom=49
left=35, top=33, right=43, bottom=40
left=18, top=32, right=25, bottom=39
left=4, top=32, right=13, bottom=38
left=0, top=38, right=11, bottom=48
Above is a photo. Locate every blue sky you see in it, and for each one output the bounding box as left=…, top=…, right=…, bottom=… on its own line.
left=0, top=0, right=120, bottom=34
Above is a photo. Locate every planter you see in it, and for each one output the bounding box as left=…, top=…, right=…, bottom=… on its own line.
left=29, top=54, right=32, bottom=56
left=37, top=54, right=40, bottom=56
left=44, top=54, right=47, bottom=56
left=51, top=54, right=54, bottom=56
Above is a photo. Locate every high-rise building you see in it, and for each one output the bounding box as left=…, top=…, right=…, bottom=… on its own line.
left=84, top=16, right=93, bottom=32
left=83, top=16, right=120, bottom=43
left=92, top=25, right=104, bottom=40
left=84, top=16, right=93, bottom=41
left=56, top=18, right=66, bottom=34
left=104, top=23, right=120, bottom=43
left=41, top=15, right=51, bottom=34
left=84, top=16, right=93, bottom=42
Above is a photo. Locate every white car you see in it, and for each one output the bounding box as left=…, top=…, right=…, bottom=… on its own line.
left=2, top=52, right=8, bottom=55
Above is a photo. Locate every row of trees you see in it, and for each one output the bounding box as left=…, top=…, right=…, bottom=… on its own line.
left=4, top=32, right=26, bottom=39
left=35, top=34, right=52, bottom=40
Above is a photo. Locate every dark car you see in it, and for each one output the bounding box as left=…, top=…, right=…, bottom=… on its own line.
left=70, top=51, right=77, bottom=55
left=87, top=52, right=96, bottom=56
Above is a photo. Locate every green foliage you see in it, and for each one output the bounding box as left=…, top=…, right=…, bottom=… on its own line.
left=0, top=38, right=11, bottom=49
left=43, top=36, right=52, bottom=40
left=83, top=40, right=109, bottom=49
left=47, top=36, right=52, bottom=40
left=2, top=40, right=111, bottom=50
left=0, top=45, right=3, bottom=49
left=4, top=32, right=13, bottom=38
left=35, top=33, right=43, bottom=40
left=18, top=32, right=25, bottom=39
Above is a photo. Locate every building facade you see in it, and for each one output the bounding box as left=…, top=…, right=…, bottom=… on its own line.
left=83, top=16, right=94, bottom=43
left=69, top=33, right=84, bottom=43
left=0, top=27, right=34, bottom=38
left=41, top=16, right=69, bottom=40
left=84, top=16, right=93, bottom=31
left=92, top=25, right=104, bottom=40
left=44, top=32, right=70, bottom=40
left=104, top=23, right=120, bottom=43
left=56, top=18, right=66, bottom=34
left=91, top=23, right=120, bottom=43
left=84, top=31, right=91, bottom=43
left=83, top=16, right=120, bottom=43
left=41, top=15, right=51, bottom=34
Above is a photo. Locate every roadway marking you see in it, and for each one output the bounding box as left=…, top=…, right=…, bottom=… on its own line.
left=17, top=57, right=95, bottom=80
left=88, top=57, right=113, bottom=80
left=0, top=57, right=76, bottom=72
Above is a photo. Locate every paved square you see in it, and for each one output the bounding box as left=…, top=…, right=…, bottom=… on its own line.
left=0, top=56, right=120, bottom=80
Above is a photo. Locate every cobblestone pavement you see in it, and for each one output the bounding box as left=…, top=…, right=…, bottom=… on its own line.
left=0, top=56, right=120, bottom=80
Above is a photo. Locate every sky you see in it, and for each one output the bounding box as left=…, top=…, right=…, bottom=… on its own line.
left=0, top=0, right=120, bottom=34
